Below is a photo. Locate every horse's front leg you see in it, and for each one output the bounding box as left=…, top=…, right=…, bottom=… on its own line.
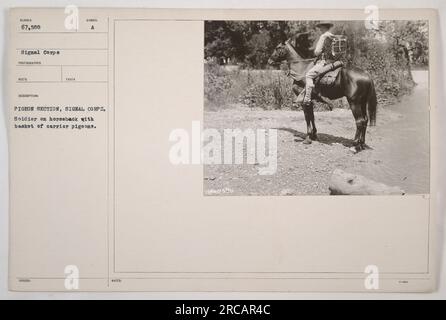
left=296, top=87, right=317, bottom=144
left=309, top=106, right=318, bottom=140
left=302, top=103, right=318, bottom=144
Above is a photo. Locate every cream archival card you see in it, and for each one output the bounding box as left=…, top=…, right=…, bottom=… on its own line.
left=8, top=8, right=438, bottom=292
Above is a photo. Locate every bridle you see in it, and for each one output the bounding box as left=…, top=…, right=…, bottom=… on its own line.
left=269, top=37, right=314, bottom=66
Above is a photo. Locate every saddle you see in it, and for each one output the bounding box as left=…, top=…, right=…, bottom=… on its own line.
left=315, top=61, right=343, bottom=87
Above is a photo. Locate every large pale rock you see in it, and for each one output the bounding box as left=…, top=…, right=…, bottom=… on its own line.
left=329, top=169, right=405, bottom=195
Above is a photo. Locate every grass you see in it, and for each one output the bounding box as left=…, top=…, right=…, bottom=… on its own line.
left=204, top=63, right=295, bottom=111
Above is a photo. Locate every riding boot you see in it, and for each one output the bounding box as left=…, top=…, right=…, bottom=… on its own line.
left=303, top=86, right=313, bottom=107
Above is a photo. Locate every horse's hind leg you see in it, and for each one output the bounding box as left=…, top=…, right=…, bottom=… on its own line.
left=359, top=100, right=369, bottom=148
left=350, top=101, right=368, bottom=150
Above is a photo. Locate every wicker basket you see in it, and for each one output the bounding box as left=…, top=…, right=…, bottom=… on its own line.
left=332, top=35, right=348, bottom=58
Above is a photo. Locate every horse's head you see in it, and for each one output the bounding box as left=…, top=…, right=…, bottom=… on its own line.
left=268, top=42, right=289, bottom=65
left=268, top=32, right=312, bottom=66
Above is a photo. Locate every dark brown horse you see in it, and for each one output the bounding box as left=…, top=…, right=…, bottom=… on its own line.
left=268, top=33, right=377, bottom=151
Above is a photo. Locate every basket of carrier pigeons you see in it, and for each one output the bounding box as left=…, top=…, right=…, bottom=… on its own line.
left=331, top=35, right=348, bottom=59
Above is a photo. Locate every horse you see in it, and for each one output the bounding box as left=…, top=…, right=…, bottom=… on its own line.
left=267, top=32, right=377, bottom=151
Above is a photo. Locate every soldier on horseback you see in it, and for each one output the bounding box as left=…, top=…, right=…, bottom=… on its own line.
left=302, top=21, right=336, bottom=107
left=268, top=22, right=376, bottom=150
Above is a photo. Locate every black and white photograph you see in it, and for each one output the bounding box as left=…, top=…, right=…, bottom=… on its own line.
left=204, top=20, right=429, bottom=196
left=1, top=3, right=444, bottom=299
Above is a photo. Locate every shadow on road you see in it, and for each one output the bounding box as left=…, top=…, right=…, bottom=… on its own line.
left=276, top=127, right=357, bottom=148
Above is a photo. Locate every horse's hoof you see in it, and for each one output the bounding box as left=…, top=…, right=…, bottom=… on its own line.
left=349, top=147, right=358, bottom=154
left=350, top=144, right=364, bottom=153
left=311, top=134, right=318, bottom=141
left=303, top=137, right=312, bottom=145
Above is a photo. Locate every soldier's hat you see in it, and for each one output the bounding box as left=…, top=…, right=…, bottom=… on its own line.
left=316, top=21, right=334, bottom=28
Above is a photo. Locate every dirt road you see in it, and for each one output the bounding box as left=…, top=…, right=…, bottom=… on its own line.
left=204, top=70, right=429, bottom=195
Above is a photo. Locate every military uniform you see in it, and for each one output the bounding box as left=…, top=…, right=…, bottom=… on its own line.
left=302, top=22, right=335, bottom=107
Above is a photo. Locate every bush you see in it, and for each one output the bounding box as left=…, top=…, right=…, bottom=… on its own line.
left=241, top=70, right=295, bottom=110
left=204, top=62, right=236, bottom=110
left=204, top=64, right=297, bottom=110
left=348, top=37, right=415, bottom=105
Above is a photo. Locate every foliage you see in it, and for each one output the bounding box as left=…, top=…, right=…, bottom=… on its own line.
left=241, top=69, right=295, bottom=110
left=333, top=21, right=416, bottom=104
left=205, top=21, right=311, bottom=68
left=204, top=20, right=428, bottom=110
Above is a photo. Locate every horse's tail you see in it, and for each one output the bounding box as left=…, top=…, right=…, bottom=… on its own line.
left=367, top=78, right=377, bottom=126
